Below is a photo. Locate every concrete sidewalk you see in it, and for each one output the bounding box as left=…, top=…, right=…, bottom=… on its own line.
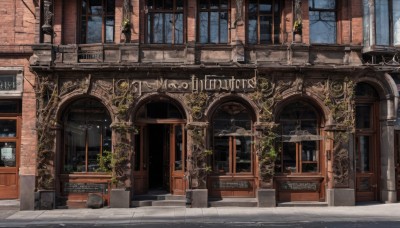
left=0, top=203, right=399, bottom=227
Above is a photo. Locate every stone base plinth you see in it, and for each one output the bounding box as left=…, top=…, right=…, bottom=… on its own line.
left=257, top=189, right=276, bottom=207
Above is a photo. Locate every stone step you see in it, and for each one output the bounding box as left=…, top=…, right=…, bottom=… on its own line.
left=133, top=194, right=186, bottom=201
left=208, top=198, right=258, bottom=207
left=277, top=201, right=328, bottom=207
left=131, top=200, right=186, bottom=207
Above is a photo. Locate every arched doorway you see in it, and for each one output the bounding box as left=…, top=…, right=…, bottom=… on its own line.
left=355, top=82, right=380, bottom=202
left=208, top=101, right=255, bottom=198
left=59, top=98, right=112, bottom=207
left=134, top=99, right=187, bottom=195
left=275, top=100, right=325, bottom=202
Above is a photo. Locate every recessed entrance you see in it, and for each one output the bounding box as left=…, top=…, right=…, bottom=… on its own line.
left=134, top=99, right=186, bottom=195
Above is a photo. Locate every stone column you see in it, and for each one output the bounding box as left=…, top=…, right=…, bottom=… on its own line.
left=380, top=120, right=397, bottom=203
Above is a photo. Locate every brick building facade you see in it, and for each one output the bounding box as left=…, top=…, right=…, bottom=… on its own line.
left=1, top=0, right=400, bottom=210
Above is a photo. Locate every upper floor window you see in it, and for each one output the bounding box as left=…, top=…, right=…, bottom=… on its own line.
left=80, top=0, right=115, bottom=44
left=247, top=0, right=281, bottom=44
left=198, top=0, right=229, bottom=44
left=370, top=0, right=400, bottom=46
left=309, top=0, right=336, bottom=44
left=146, top=0, right=184, bottom=44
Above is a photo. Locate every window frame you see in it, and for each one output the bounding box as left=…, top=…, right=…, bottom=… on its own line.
left=211, top=102, right=254, bottom=175
left=79, top=0, right=115, bottom=44
left=145, top=0, right=186, bottom=44
left=246, top=0, right=281, bottom=45
left=275, top=101, right=322, bottom=175
left=308, top=0, right=337, bottom=44
left=370, top=0, right=400, bottom=46
left=197, top=0, right=230, bottom=44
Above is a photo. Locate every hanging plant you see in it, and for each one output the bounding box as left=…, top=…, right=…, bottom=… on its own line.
left=122, top=18, right=130, bottom=33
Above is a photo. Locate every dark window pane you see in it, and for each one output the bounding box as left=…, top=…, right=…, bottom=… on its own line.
left=200, top=12, right=209, bottom=43
left=357, top=136, right=370, bottom=172
left=175, top=13, right=184, bottom=44
left=176, top=0, right=184, bottom=9
left=375, top=0, right=390, bottom=45
left=147, top=0, right=153, bottom=8
left=200, top=0, right=208, bottom=9
left=164, top=13, right=173, bottom=43
left=165, top=0, right=173, bottom=9
left=220, top=0, right=228, bottom=9
left=210, top=1, right=218, bottom=9
left=301, top=141, right=318, bottom=162
left=356, top=105, right=371, bottom=129
left=0, top=142, right=16, bottom=167
left=105, top=16, right=114, bottom=43
left=0, top=101, right=20, bottom=113
left=89, top=0, right=103, bottom=15
left=87, top=15, right=103, bottom=43
left=82, top=0, right=87, bottom=14
left=248, top=1, right=257, bottom=14
left=153, top=13, right=164, bottom=43
left=235, top=136, right=252, bottom=173
left=0, top=120, right=16, bottom=137
left=107, top=0, right=115, bottom=13
left=309, top=0, right=336, bottom=9
left=155, top=0, right=163, bottom=9
left=259, top=1, right=272, bottom=13
left=210, top=12, right=219, bottom=43
left=282, top=142, right=296, bottom=173
left=214, top=137, right=229, bottom=173
left=248, top=16, right=257, bottom=44
left=220, top=12, right=228, bottom=43
left=174, top=125, right=183, bottom=171
left=259, top=16, right=272, bottom=43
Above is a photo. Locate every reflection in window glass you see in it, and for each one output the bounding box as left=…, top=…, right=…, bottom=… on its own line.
left=247, top=0, right=280, bottom=44
left=356, top=105, right=371, bottom=129
left=81, top=0, right=115, bottom=43
left=199, top=0, right=229, bottom=44
left=147, top=0, right=184, bottom=44
left=63, top=99, right=111, bottom=173
left=362, top=0, right=370, bottom=46
left=212, top=102, right=253, bottom=174
left=309, top=0, right=336, bottom=44
left=393, top=0, right=400, bottom=45
left=357, top=136, right=370, bottom=172
left=0, top=120, right=16, bottom=137
left=375, top=0, right=390, bottom=45
left=0, top=142, right=16, bottom=167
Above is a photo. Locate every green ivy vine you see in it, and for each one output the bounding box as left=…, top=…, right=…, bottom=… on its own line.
left=185, top=92, right=208, bottom=120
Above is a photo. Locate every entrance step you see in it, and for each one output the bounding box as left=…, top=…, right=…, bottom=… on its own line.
left=132, top=192, right=186, bottom=207
left=277, top=201, right=328, bottom=207
left=208, top=198, right=258, bottom=207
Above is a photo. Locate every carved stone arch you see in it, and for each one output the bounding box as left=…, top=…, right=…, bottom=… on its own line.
left=274, top=94, right=328, bottom=126
left=205, top=93, right=258, bottom=123
left=355, top=70, right=399, bottom=120
left=130, top=92, right=189, bottom=122
left=55, top=92, right=115, bottom=123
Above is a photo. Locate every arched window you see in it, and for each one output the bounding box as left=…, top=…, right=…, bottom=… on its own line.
left=63, top=98, right=112, bottom=173
left=212, top=102, right=253, bottom=174
left=276, top=101, right=321, bottom=174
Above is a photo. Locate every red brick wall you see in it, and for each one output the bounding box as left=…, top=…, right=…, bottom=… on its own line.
left=0, top=0, right=37, bottom=178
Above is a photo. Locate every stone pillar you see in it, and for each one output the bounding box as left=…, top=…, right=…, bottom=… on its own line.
left=326, top=130, right=355, bottom=206
left=380, top=121, right=397, bottom=203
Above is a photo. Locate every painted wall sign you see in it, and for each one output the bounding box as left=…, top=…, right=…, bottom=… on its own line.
left=64, top=183, right=108, bottom=193
left=0, top=75, right=17, bottom=91
left=279, top=181, right=319, bottom=191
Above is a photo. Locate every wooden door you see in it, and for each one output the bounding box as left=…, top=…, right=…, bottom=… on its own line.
left=170, top=124, right=186, bottom=195
left=133, top=125, right=148, bottom=195
left=355, top=102, right=379, bottom=202
left=0, top=117, right=20, bottom=199
left=396, top=131, right=400, bottom=200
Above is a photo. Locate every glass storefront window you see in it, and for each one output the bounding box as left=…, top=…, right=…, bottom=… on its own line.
left=63, top=98, right=112, bottom=173
left=0, top=142, right=16, bottom=167
left=212, top=102, right=253, bottom=174
left=0, top=120, right=16, bottom=138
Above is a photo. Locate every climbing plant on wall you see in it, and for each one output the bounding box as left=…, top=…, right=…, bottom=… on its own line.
left=35, top=75, right=59, bottom=190
left=185, top=92, right=209, bottom=120
left=186, top=124, right=212, bottom=189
